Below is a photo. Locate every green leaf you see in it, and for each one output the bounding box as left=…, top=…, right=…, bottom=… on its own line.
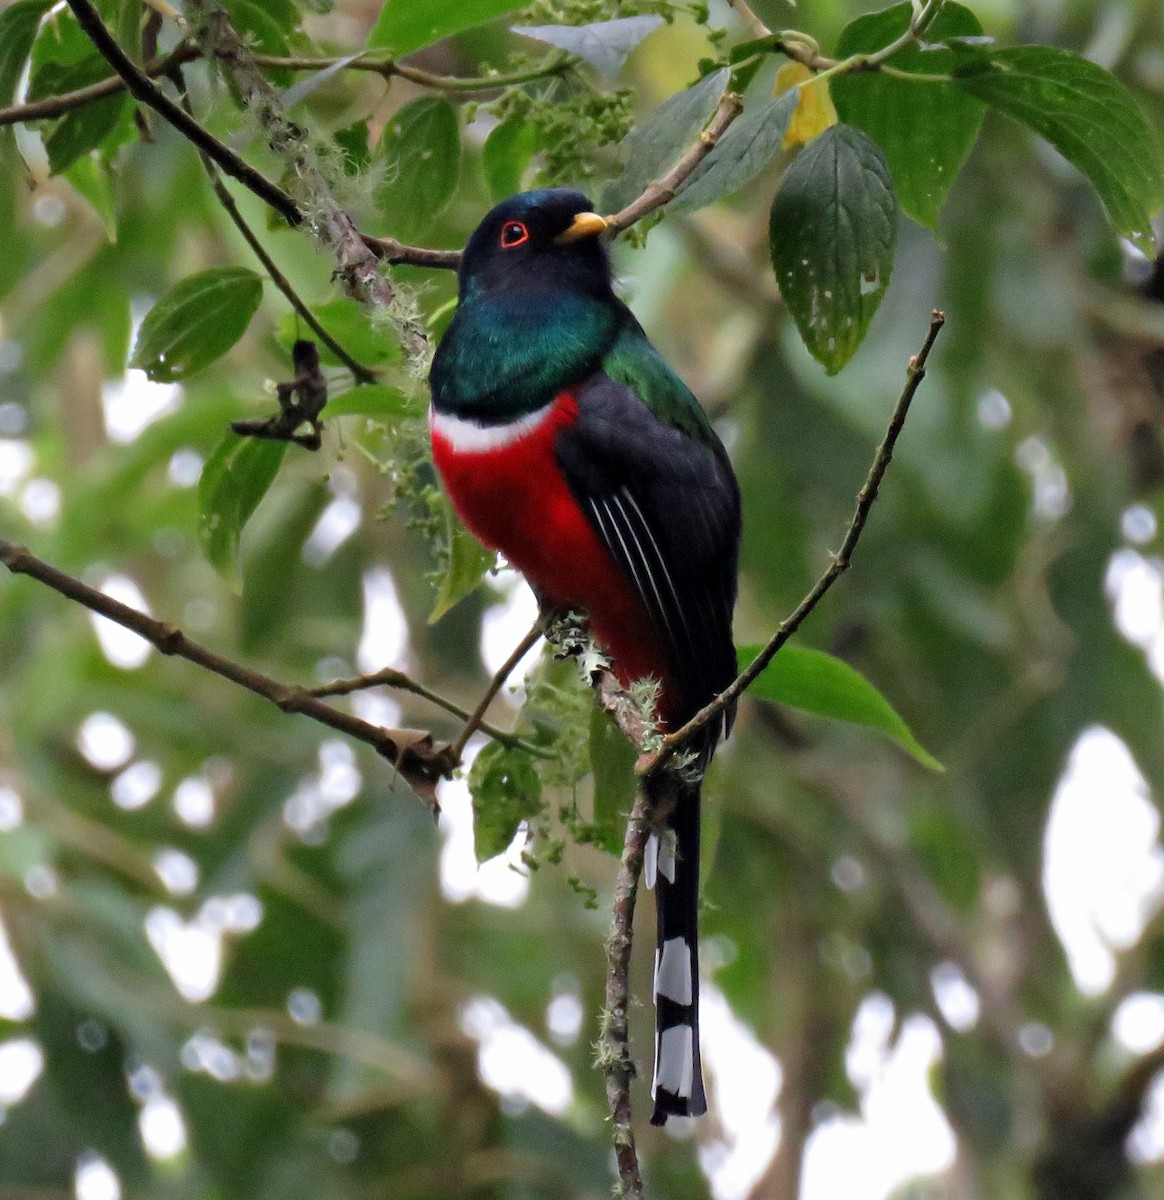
left=333, top=119, right=370, bottom=174
left=768, top=123, right=898, bottom=373
left=468, top=742, right=543, bottom=862
left=482, top=114, right=538, bottom=202
left=275, top=297, right=401, bottom=367
left=831, top=2, right=987, bottom=231
left=587, top=707, right=635, bottom=854
left=368, top=0, right=527, bottom=54
left=601, top=67, right=731, bottom=213
left=513, top=16, right=663, bottom=77
left=429, top=502, right=496, bottom=623
left=130, top=267, right=264, bottom=381
left=198, top=432, right=287, bottom=589
left=65, top=154, right=117, bottom=241
left=668, top=90, right=796, bottom=215
left=319, top=383, right=421, bottom=420
left=739, top=643, right=942, bottom=770
left=0, top=0, right=54, bottom=107
left=31, top=53, right=132, bottom=175
left=373, top=97, right=461, bottom=242
left=952, top=45, right=1164, bottom=255
left=222, top=0, right=293, bottom=86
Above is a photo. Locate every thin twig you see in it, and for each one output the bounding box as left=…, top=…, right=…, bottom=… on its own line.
left=598, top=789, right=651, bottom=1200
left=449, top=620, right=543, bottom=760
left=644, top=310, right=946, bottom=775
left=182, top=0, right=429, bottom=360
left=604, top=91, right=745, bottom=235
left=0, top=539, right=454, bottom=797
left=727, top=0, right=772, bottom=39
left=168, top=68, right=379, bottom=384
left=309, top=664, right=549, bottom=758
left=63, top=1, right=302, bottom=226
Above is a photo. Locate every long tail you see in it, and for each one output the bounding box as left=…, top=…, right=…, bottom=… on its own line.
left=645, top=771, right=706, bottom=1125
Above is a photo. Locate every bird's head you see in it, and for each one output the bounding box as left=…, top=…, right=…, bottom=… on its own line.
left=458, top=188, right=611, bottom=302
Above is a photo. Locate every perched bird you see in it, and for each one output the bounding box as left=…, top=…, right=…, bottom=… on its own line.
left=429, top=188, right=741, bottom=1124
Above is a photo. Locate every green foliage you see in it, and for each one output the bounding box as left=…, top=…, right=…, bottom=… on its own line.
left=950, top=45, right=1164, bottom=255
left=429, top=505, right=498, bottom=623
left=0, top=1, right=54, bottom=107
left=373, top=97, right=462, bottom=242
left=318, top=383, right=420, bottom=420
left=197, top=433, right=288, bottom=590
left=482, top=113, right=539, bottom=200
left=368, top=0, right=529, bottom=55
left=669, top=91, right=795, bottom=214
left=130, top=267, right=265, bottom=382
left=469, top=741, right=545, bottom=860
left=587, top=706, right=637, bottom=851
left=768, top=124, right=898, bottom=373
left=276, top=299, right=402, bottom=368
left=739, top=643, right=942, bottom=769
left=831, top=2, right=986, bottom=231
left=601, top=66, right=729, bottom=212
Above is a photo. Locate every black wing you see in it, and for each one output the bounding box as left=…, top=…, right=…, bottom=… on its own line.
left=555, top=372, right=740, bottom=733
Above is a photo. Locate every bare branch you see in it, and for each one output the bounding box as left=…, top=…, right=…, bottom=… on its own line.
left=0, top=539, right=454, bottom=802
left=644, top=310, right=946, bottom=775
left=449, top=620, right=543, bottom=761
left=604, top=90, right=745, bottom=236
left=597, top=788, right=651, bottom=1200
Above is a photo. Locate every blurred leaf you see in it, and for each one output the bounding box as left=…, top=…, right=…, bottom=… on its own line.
left=64, top=153, right=117, bottom=241
left=768, top=123, right=897, bottom=373
left=469, top=741, right=543, bottom=862
left=513, top=16, right=663, bottom=76
left=278, top=52, right=361, bottom=109
left=669, top=90, right=796, bottom=214
left=482, top=114, right=538, bottom=202
left=333, top=119, right=370, bottom=173
left=222, top=0, right=294, bottom=85
left=276, top=297, right=401, bottom=367
left=373, top=97, right=461, bottom=242
left=776, top=63, right=838, bottom=150
left=368, top=0, right=526, bottom=54
left=602, top=67, right=731, bottom=212
left=429, top=504, right=496, bottom=622
left=198, top=432, right=288, bottom=590
left=588, top=707, right=635, bottom=853
left=831, top=1, right=986, bottom=230
left=0, top=0, right=54, bottom=106
left=131, top=267, right=264, bottom=381
left=952, top=45, right=1164, bottom=254
left=319, top=383, right=420, bottom=420
left=30, top=52, right=132, bottom=175
left=739, top=643, right=942, bottom=769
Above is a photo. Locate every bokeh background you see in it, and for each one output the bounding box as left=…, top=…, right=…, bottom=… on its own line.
left=2, top=0, right=1164, bottom=1197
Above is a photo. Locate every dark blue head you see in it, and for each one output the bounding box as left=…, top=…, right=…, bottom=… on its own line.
left=457, top=189, right=613, bottom=303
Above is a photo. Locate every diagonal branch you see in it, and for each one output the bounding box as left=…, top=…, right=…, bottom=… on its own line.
left=0, top=538, right=454, bottom=800
left=644, top=310, right=946, bottom=776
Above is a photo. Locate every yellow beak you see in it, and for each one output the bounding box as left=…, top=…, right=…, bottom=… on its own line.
left=553, top=211, right=608, bottom=244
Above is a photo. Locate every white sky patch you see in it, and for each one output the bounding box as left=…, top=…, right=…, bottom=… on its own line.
left=1107, top=549, right=1164, bottom=684
left=153, top=848, right=199, bottom=896
left=1130, top=1071, right=1164, bottom=1164
left=930, top=961, right=980, bottom=1033
left=0, top=439, right=33, bottom=496
left=1114, top=992, right=1164, bottom=1055
left=180, top=1029, right=241, bottom=1081
left=545, top=977, right=583, bottom=1046
left=111, top=760, right=162, bottom=810
left=75, top=1154, right=120, bottom=1200
left=0, top=915, right=36, bottom=1022
left=438, top=740, right=530, bottom=909
left=101, top=371, right=182, bottom=444
left=168, top=448, right=203, bottom=488
left=357, top=567, right=410, bottom=674
left=0, top=1037, right=43, bottom=1105
left=173, top=775, right=215, bottom=828
left=0, top=783, right=24, bottom=832
left=1043, top=727, right=1164, bottom=995
left=698, top=983, right=781, bottom=1200
left=139, top=1094, right=187, bottom=1159
left=303, top=496, right=362, bottom=566
left=77, top=712, right=135, bottom=770
left=145, top=907, right=222, bottom=1003
left=1015, top=434, right=1071, bottom=520
left=802, top=1004, right=954, bottom=1200
left=460, top=995, right=573, bottom=1116
left=19, top=476, right=60, bottom=526
left=480, top=574, right=543, bottom=702
left=352, top=689, right=403, bottom=730
left=282, top=740, right=364, bottom=838
left=90, top=575, right=153, bottom=669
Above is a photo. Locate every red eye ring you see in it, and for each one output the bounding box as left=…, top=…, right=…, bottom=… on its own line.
left=500, top=220, right=530, bottom=249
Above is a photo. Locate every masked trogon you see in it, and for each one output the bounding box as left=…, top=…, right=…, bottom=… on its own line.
left=428, top=188, right=741, bottom=1125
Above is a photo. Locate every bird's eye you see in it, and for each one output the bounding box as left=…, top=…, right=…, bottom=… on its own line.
left=499, top=221, right=530, bottom=249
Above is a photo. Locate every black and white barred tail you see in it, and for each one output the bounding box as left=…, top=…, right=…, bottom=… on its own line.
left=645, top=772, right=706, bottom=1125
